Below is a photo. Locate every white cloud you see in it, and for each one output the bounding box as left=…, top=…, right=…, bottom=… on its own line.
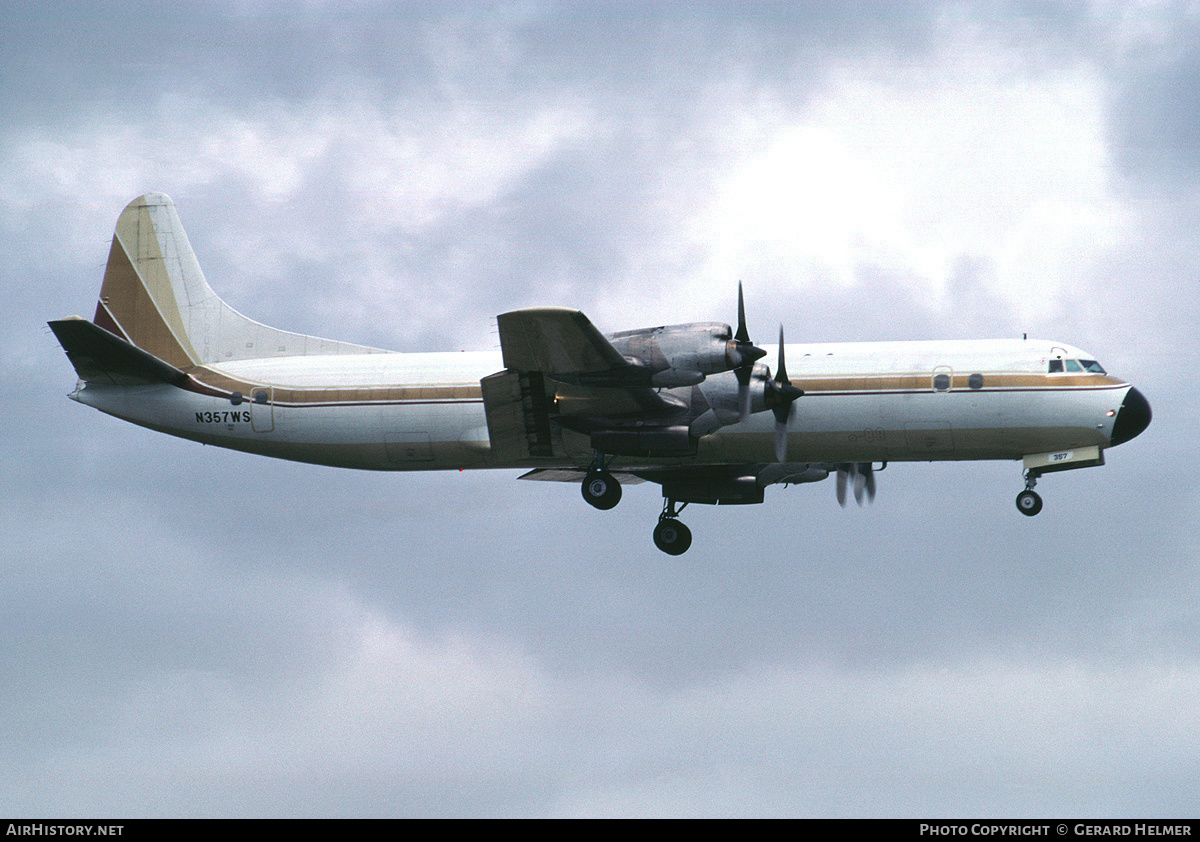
left=691, top=32, right=1128, bottom=332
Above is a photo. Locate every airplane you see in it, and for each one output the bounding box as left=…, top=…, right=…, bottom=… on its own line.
left=49, top=194, right=1152, bottom=554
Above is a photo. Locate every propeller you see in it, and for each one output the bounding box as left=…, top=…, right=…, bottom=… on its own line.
left=836, top=462, right=877, bottom=506
left=764, top=325, right=804, bottom=461
left=731, top=282, right=767, bottom=420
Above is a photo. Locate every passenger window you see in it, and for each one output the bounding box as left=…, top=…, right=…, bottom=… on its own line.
left=933, top=373, right=950, bottom=391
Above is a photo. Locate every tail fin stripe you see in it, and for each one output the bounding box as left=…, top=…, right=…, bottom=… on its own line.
left=62, top=193, right=391, bottom=380
left=101, top=200, right=201, bottom=368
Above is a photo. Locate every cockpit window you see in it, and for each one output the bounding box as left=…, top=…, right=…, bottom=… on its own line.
left=1048, top=358, right=1106, bottom=374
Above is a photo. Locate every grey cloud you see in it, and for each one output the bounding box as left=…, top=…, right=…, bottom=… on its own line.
left=1113, top=38, right=1200, bottom=178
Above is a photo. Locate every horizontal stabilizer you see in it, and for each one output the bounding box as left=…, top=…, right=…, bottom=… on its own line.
left=48, top=316, right=187, bottom=385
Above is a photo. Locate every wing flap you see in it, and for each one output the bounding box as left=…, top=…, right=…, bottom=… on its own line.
left=480, top=369, right=557, bottom=461
left=486, top=307, right=685, bottom=460
left=518, top=468, right=646, bottom=485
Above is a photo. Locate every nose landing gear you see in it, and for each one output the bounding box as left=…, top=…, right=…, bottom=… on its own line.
left=1016, top=470, right=1043, bottom=516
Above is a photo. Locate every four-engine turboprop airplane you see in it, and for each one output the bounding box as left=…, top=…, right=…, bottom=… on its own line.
left=50, top=194, right=1151, bottom=554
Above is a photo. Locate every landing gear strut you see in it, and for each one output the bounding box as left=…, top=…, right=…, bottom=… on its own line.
left=653, top=499, right=692, bottom=555
left=581, top=455, right=622, bottom=510
left=1016, top=470, right=1043, bottom=516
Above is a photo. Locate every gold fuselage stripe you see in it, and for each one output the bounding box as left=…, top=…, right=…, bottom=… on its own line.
left=180, top=366, right=1127, bottom=408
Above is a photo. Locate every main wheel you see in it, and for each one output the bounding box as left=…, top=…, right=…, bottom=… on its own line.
left=581, top=471, right=622, bottom=510
left=1016, top=489, right=1043, bottom=516
left=652, top=518, right=693, bottom=555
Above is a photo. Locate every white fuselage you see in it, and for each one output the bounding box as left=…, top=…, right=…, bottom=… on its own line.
left=72, top=338, right=1133, bottom=473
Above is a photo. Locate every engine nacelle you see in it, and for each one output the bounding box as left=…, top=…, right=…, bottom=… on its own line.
left=697, top=363, right=773, bottom=412
left=687, top=363, right=786, bottom=438
left=609, top=322, right=763, bottom=385
left=590, top=425, right=696, bottom=457
left=659, top=474, right=764, bottom=505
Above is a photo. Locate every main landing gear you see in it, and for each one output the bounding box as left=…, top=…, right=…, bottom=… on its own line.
left=1016, top=470, right=1043, bottom=516
left=579, top=457, right=694, bottom=555
left=581, top=468, right=622, bottom=510
left=653, top=500, right=692, bottom=556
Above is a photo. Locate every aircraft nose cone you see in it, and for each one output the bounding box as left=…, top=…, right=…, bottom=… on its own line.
left=1111, top=386, right=1151, bottom=446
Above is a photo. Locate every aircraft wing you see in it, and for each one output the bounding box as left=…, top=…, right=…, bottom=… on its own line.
left=484, top=307, right=682, bottom=462
left=517, top=463, right=829, bottom=503
left=496, top=307, right=629, bottom=375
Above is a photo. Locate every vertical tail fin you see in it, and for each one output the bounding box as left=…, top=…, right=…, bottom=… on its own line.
left=92, top=194, right=206, bottom=368
left=90, top=193, right=385, bottom=367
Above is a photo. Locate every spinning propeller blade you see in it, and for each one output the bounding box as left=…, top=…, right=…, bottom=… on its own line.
left=734, top=282, right=751, bottom=345
left=836, top=463, right=877, bottom=506
left=732, top=282, right=766, bottom=420
left=765, top=325, right=804, bottom=461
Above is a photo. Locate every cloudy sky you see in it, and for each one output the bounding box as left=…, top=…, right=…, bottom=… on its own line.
left=2, top=0, right=1196, bottom=818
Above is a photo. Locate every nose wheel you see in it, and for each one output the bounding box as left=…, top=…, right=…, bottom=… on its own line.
left=1016, top=470, right=1043, bottom=516
left=1015, top=489, right=1043, bottom=516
